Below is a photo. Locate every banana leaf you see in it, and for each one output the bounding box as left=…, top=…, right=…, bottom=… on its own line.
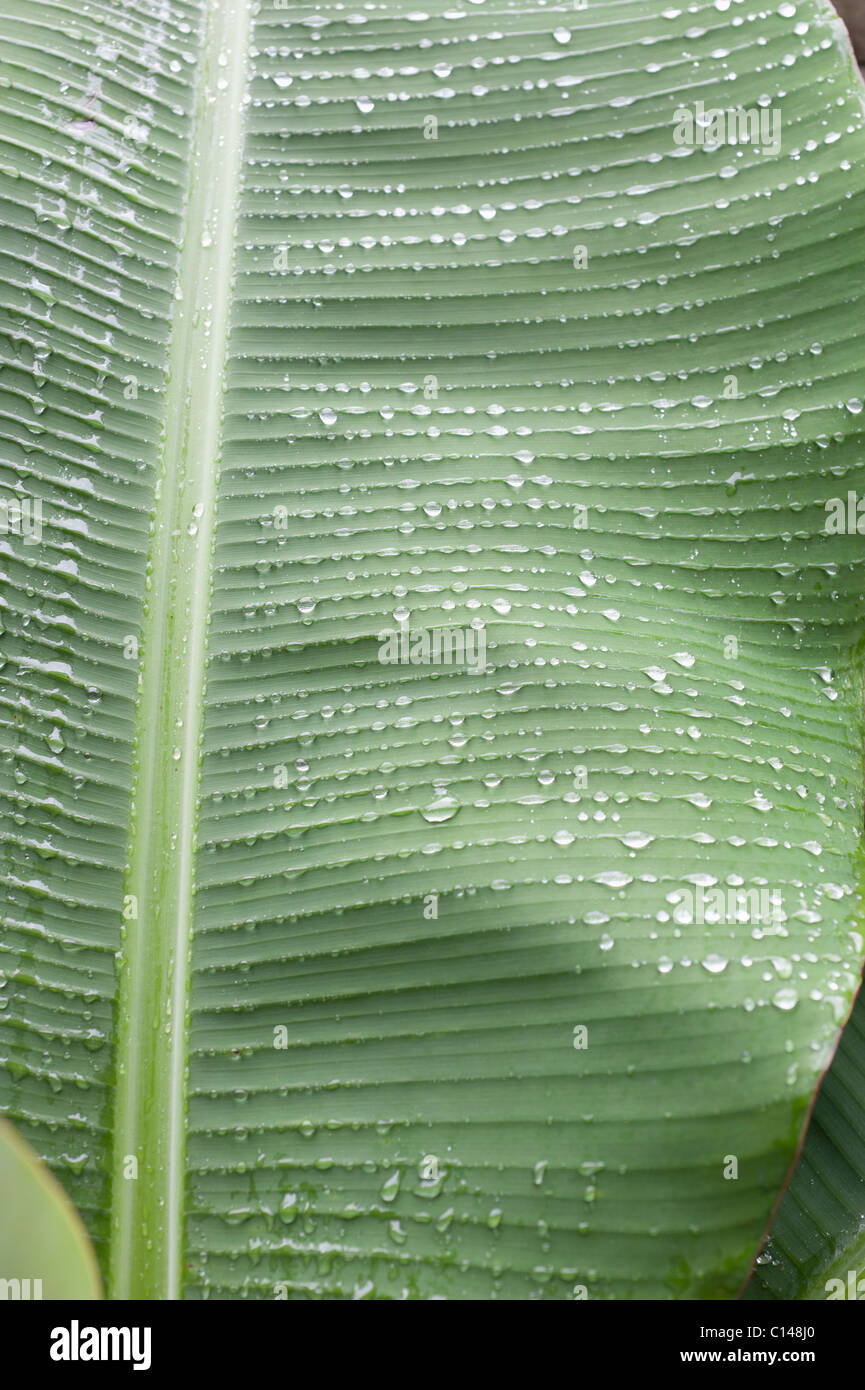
left=1, top=0, right=865, bottom=1300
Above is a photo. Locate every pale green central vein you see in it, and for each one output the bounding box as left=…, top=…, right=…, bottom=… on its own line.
left=108, top=0, right=252, bottom=1301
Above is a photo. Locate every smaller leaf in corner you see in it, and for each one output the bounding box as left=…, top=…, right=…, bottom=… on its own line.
left=0, top=1115, right=102, bottom=1301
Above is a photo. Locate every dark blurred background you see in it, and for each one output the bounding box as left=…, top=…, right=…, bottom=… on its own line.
left=834, top=0, right=865, bottom=63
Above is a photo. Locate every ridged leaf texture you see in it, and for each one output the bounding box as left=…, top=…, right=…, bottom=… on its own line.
left=1, top=0, right=865, bottom=1300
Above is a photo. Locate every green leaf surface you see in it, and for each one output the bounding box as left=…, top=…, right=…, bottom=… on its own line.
left=747, top=979, right=865, bottom=1300
left=1, top=0, right=865, bottom=1300
left=0, top=1113, right=101, bottom=1299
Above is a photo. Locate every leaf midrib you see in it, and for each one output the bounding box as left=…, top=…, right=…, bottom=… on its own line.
left=107, top=0, right=253, bottom=1301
